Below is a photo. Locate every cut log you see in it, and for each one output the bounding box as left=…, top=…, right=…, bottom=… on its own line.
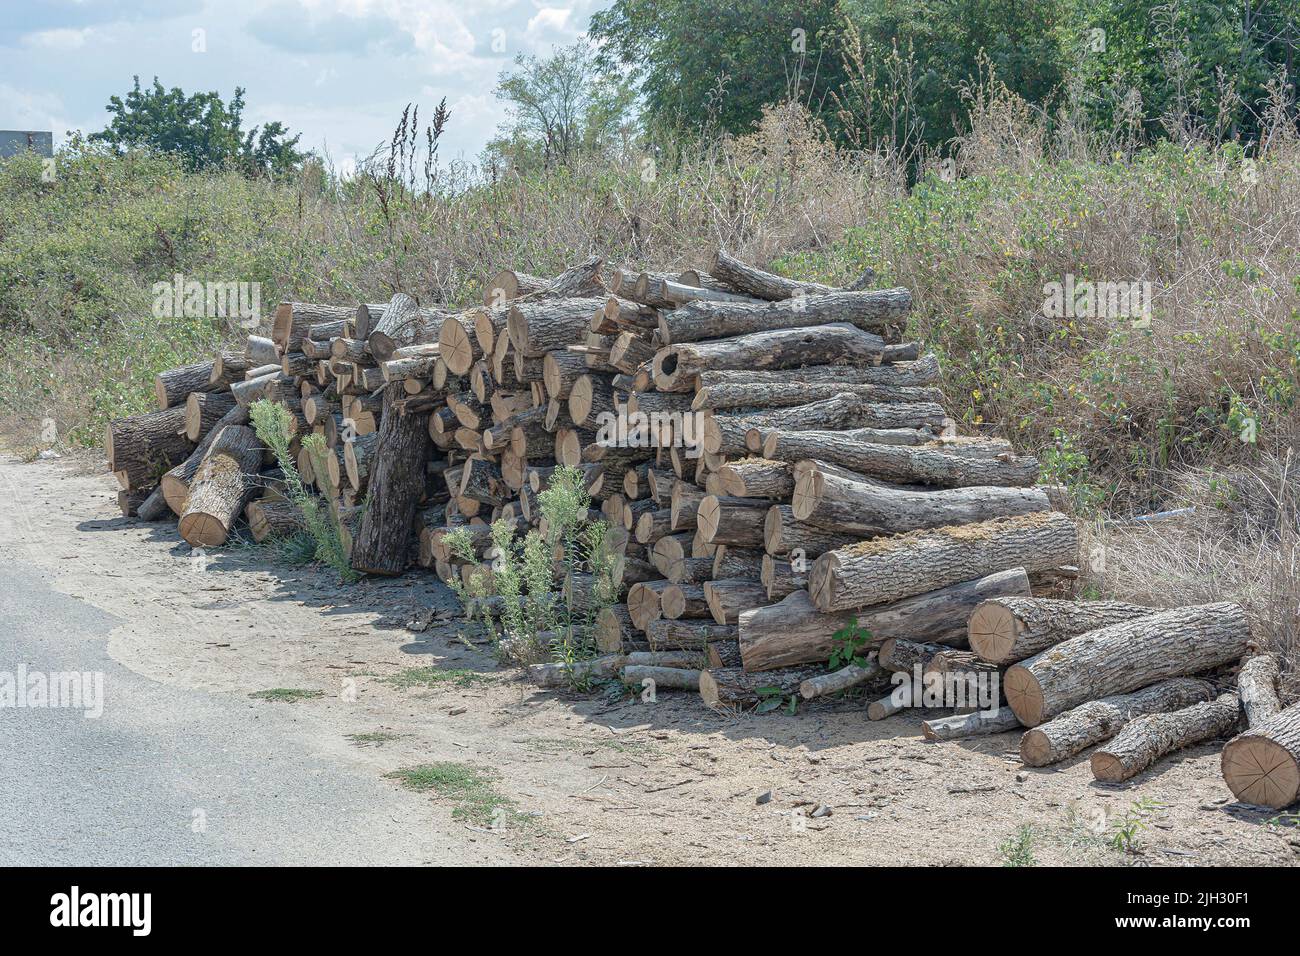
left=627, top=580, right=672, bottom=629
left=622, top=665, right=701, bottom=691
left=764, top=431, right=1039, bottom=489
left=763, top=505, right=859, bottom=558
left=160, top=403, right=250, bottom=514
left=660, top=289, right=911, bottom=345
left=507, top=297, right=608, bottom=358
left=436, top=312, right=479, bottom=376
left=697, top=356, right=941, bottom=390
left=1091, top=692, right=1241, bottom=783
left=482, top=269, right=550, bottom=306
left=644, top=620, right=737, bottom=650
left=791, top=463, right=1051, bottom=537
left=704, top=396, right=946, bottom=455
left=809, top=512, right=1078, bottom=612
left=739, top=570, right=1031, bottom=672
left=1003, top=602, right=1252, bottom=727
left=106, top=406, right=194, bottom=492
left=878, top=638, right=948, bottom=673
left=661, top=583, right=709, bottom=621
left=692, top=380, right=942, bottom=411
left=711, top=250, right=845, bottom=301
left=921, top=709, right=1023, bottom=741
left=184, top=391, right=237, bottom=442
left=652, top=323, right=891, bottom=392
left=698, top=664, right=825, bottom=709
left=1237, top=654, right=1284, bottom=728
left=528, top=654, right=625, bottom=688
left=178, top=425, right=262, bottom=547
left=1221, top=701, right=1300, bottom=808
left=1019, top=678, right=1218, bottom=767
left=155, top=361, right=217, bottom=409
left=799, top=659, right=882, bottom=699
left=696, top=496, right=769, bottom=547
left=703, top=579, right=770, bottom=625
left=349, top=384, right=433, bottom=575
left=245, top=499, right=304, bottom=543
left=968, top=596, right=1158, bottom=665
left=717, top=458, right=794, bottom=499
left=135, top=485, right=171, bottom=522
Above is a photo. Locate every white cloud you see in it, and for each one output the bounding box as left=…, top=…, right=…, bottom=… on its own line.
left=21, top=28, right=96, bottom=51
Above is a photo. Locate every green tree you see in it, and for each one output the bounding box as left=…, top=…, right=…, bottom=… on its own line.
left=91, top=76, right=305, bottom=175
left=486, top=41, right=637, bottom=171
left=589, top=0, right=849, bottom=139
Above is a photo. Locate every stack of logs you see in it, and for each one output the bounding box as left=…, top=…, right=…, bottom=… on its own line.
left=104, top=249, right=1299, bottom=807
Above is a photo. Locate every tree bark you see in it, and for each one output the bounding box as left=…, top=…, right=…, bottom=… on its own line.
left=1237, top=654, right=1284, bottom=728
left=1091, top=692, right=1241, bottom=783
left=507, top=297, right=607, bottom=357
left=1019, top=677, right=1217, bottom=767
left=809, top=512, right=1078, bottom=612
left=764, top=430, right=1039, bottom=488
left=644, top=620, right=737, bottom=650
left=350, top=384, right=433, bottom=575
left=969, top=596, right=1160, bottom=666
left=698, top=664, right=825, bottom=709
left=178, top=425, right=263, bottom=547
left=798, top=660, right=884, bottom=699
left=711, top=249, right=847, bottom=301
left=739, top=569, right=1031, bottom=672
left=791, top=463, right=1051, bottom=537
left=622, top=664, right=701, bottom=691
left=704, top=396, right=946, bottom=454
left=703, top=578, right=770, bottom=625
left=692, top=380, right=941, bottom=412
left=1221, top=701, right=1300, bottom=808
left=696, top=495, right=769, bottom=547
left=717, top=458, right=794, bottom=499
left=661, top=289, right=912, bottom=345
left=652, top=323, right=891, bottom=391
left=763, top=505, right=860, bottom=558
left=155, top=361, right=218, bottom=409
left=1004, top=602, right=1251, bottom=726
left=921, top=709, right=1023, bottom=741
left=696, top=355, right=940, bottom=390
left=106, top=405, right=195, bottom=492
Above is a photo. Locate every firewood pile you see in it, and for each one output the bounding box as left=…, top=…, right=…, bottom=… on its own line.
left=104, top=250, right=1299, bottom=806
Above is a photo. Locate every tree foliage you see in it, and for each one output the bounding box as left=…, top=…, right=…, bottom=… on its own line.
left=91, top=76, right=305, bottom=176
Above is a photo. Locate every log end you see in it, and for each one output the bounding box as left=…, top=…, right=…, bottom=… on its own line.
left=1003, top=664, right=1045, bottom=726
left=1088, top=750, right=1128, bottom=784
left=1221, top=735, right=1300, bottom=809
left=440, top=318, right=475, bottom=376
left=967, top=601, right=1019, bottom=665
left=178, top=511, right=231, bottom=549
left=1018, top=729, right=1053, bottom=767
left=698, top=669, right=722, bottom=709
left=696, top=495, right=721, bottom=544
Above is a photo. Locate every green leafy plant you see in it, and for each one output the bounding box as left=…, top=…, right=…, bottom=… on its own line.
left=997, top=825, right=1037, bottom=867
left=756, top=686, right=798, bottom=716
left=249, top=399, right=356, bottom=582
left=828, top=617, right=873, bottom=670
left=1109, top=798, right=1165, bottom=853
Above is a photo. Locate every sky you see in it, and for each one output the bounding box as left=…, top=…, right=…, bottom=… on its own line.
left=0, top=0, right=609, bottom=171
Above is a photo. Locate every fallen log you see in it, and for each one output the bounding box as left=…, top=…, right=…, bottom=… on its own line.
left=791, top=462, right=1052, bottom=537
left=703, top=579, right=770, bottom=625
left=1237, top=654, right=1284, bottom=728
left=623, top=664, right=702, bottom=691
left=808, top=512, right=1078, bottom=612
left=1091, top=691, right=1241, bottom=783
left=1221, top=701, right=1300, bottom=808
left=799, top=659, right=882, bottom=699
left=968, top=596, right=1158, bottom=665
left=1004, top=602, right=1252, bottom=726
left=178, top=425, right=262, bottom=547
left=644, top=620, right=737, bottom=650
left=155, top=361, right=218, bottom=409
left=711, top=249, right=850, bottom=301
left=921, top=709, right=1023, bottom=741
left=652, top=323, right=891, bottom=392
left=763, top=430, right=1039, bottom=488
left=698, top=664, right=824, bottom=710
left=106, top=405, right=194, bottom=492
left=1019, top=678, right=1218, bottom=767
left=660, top=289, right=912, bottom=345
left=692, top=380, right=941, bottom=412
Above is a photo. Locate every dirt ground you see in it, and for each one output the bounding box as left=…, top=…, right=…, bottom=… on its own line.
left=5, top=451, right=1298, bottom=867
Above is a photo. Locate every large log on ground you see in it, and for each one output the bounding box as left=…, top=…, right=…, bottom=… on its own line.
left=968, top=596, right=1158, bottom=665
left=652, top=323, right=891, bottom=391
left=106, top=405, right=195, bottom=492
left=799, top=660, right=883, bottom=699
left=660, top=289, right=911, bottom=345
left=155, top=361, right=218, bottom=409
left=1091, top=692, right=1241, bottom=783
left=1236, top=654, right=1284, bottom=728
left=161, top=403, right=251, bottom=514
left=178, top=425, right=262, bottom=547
left=349, top=384, right=433, bottom=575
left=763, top=430, right=1038, bottom=488
left=1019, top=677, right=1218, bottom=767
left=691, top=381, right=940, bottom=413
left=738, top=569, right=1031, bottom=672
left=921, top=709, right=1023, bottom=741
left=711, top=250, right=851, bottom=301
left=622, top=665, right=702, bottom=691
left=507, top=297, right=608, bottom=357
left=1003, top=602, right=1251, bottom=727
left=698, top=664, right=824, bottom=709
left=791, top=463, right=1051, bottom=537
left=697, top=356, right=940, bottom=390
left=1221, top=701, right=1300, bottom=808
left=809, top=512, right=1078, bottom=612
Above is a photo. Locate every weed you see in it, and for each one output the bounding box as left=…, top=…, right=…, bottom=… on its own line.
left=997, top=825, right=1037, bottom=866
left=380, top=667, right=494, bottom=690
left=249, top=688, right=324, bottom=703
left=384, top=762, right=514, bottom=826
left=345, top=731, right=406, bottom=747
left=1109, top=798, right=1165, bottom=854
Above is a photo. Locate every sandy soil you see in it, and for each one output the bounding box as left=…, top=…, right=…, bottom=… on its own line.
left=4, top=451, right=1297, bottom=867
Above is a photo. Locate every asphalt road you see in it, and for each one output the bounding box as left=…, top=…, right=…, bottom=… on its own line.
left=0, top=554, right=472, bottom=866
